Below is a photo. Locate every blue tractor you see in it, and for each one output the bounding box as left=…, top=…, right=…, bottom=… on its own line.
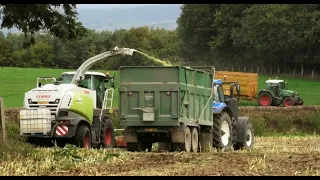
left=211, top=79, right=254, bottom=151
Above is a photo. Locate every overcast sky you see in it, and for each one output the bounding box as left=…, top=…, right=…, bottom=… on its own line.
left=77, top=4, right=164, bottom=9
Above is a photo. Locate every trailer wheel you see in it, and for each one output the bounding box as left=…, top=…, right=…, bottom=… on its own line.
left=234, top=122, right=254, bottom=151
left=212, top=112, right=233, bottom=151
left=191, top=127, right=199, bottom=153
left=100, top=117, right=116, bottom=148
left=171, top=126, right=192, bottom=152
left=74, top=125, right=91, bottom=149
left=283, top=96, right=294, bottom=107
left=184, top=126, right=192, bottom=152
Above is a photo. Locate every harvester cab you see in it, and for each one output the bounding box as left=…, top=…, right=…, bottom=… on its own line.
left=257, top=78, right=303, bottom=107
left=19, top=47, right=136, bottom=149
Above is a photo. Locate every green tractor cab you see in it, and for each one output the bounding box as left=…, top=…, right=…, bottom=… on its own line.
left=257, top=79, right=303, bottom=107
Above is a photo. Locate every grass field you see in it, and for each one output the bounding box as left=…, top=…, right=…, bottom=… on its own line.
left=1, top=67, right=320, bottom=108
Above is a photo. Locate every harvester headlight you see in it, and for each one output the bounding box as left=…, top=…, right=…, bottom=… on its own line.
left=55, top=99, right=60, bottom=104
left=28, top=99, right=32, bottom=104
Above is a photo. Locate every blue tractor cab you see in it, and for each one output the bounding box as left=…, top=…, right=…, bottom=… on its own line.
left=211, top=78, right=254, bottom=151
left=212, top=79, right=227, bottom=114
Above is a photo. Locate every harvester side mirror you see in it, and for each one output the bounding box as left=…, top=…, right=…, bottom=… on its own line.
left=38, top=82, right=42, bottom=87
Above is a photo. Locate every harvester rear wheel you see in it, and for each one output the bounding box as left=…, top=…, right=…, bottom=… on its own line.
left=258, top=92, right=272, bottom=106
left=212, top=112, right=233, bottom=151
left=283, top=96, right=294, bottom=107
left=74, top=125, right=91, bottom=149
left=191, top=127, right=199, bottom=153
left=100, top=117, right=116, bottom=148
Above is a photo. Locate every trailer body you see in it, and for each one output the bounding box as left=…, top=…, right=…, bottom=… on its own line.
left=118, top=66, right=214, bottom=152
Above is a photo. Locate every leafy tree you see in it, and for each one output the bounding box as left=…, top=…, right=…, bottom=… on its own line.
left=0, top=4, right=87, bottom=47
left=177, top=4, right=222, bottom=64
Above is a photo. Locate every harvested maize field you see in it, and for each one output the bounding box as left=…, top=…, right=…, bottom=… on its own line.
left=1, top=136, right=320, bottom=176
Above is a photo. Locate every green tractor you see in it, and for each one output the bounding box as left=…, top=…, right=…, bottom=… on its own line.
left=257, top=79, right=303, bottom=107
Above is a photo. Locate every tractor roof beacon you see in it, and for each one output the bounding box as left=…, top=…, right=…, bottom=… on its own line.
left=212, top=79, right=254, bottom=151
left=19, top=47, right=136, bottom=149
left=257, top=78, right=303, bottom=107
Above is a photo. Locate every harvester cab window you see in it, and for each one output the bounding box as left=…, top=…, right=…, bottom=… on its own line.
left=78, top=75, right=92, bottom=89
left=92, top=75, right=105, bottom=109
left=61, top=75, right=74, bottom=84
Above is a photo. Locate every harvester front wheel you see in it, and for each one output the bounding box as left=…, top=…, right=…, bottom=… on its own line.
left=74, top=125, right=91, bottom=149
left=100, top=117, right=116, bottom=148
left=212, top=112, right=233, bottom=151
left=283, top=96, right=294, bottom=107
left=258, top=92, right=272, bottom=106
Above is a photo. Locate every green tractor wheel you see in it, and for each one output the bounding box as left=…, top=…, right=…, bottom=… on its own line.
left=283, top=96, right=294, bottom=107
left=258, top=92, right=273, bottom=106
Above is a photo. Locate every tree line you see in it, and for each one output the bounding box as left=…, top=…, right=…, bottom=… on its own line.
left=0, top=4, right=320, bottom=77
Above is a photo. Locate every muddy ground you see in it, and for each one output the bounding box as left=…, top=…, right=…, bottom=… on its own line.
left=49, top=137, right=320, bottom=176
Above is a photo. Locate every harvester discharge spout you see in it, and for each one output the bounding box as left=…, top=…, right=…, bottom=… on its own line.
left=71, top=46, right=137, bottom=84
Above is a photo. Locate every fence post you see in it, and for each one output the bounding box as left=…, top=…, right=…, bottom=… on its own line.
left=0, top=97, right=7, bottom=143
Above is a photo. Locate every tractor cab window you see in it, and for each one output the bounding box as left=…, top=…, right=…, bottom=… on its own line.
left=279, top=82, right=285, bottom=90
left=266, top=83, right=281, bottom=96
left=213, top=86, right=219, bottom=102
left=213, top=85, right=225, bottom=102
left=266, top=83, right=278, bottom=90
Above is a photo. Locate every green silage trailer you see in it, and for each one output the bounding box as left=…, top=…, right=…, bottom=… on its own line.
left=118, top=66, right=215, bottom=152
